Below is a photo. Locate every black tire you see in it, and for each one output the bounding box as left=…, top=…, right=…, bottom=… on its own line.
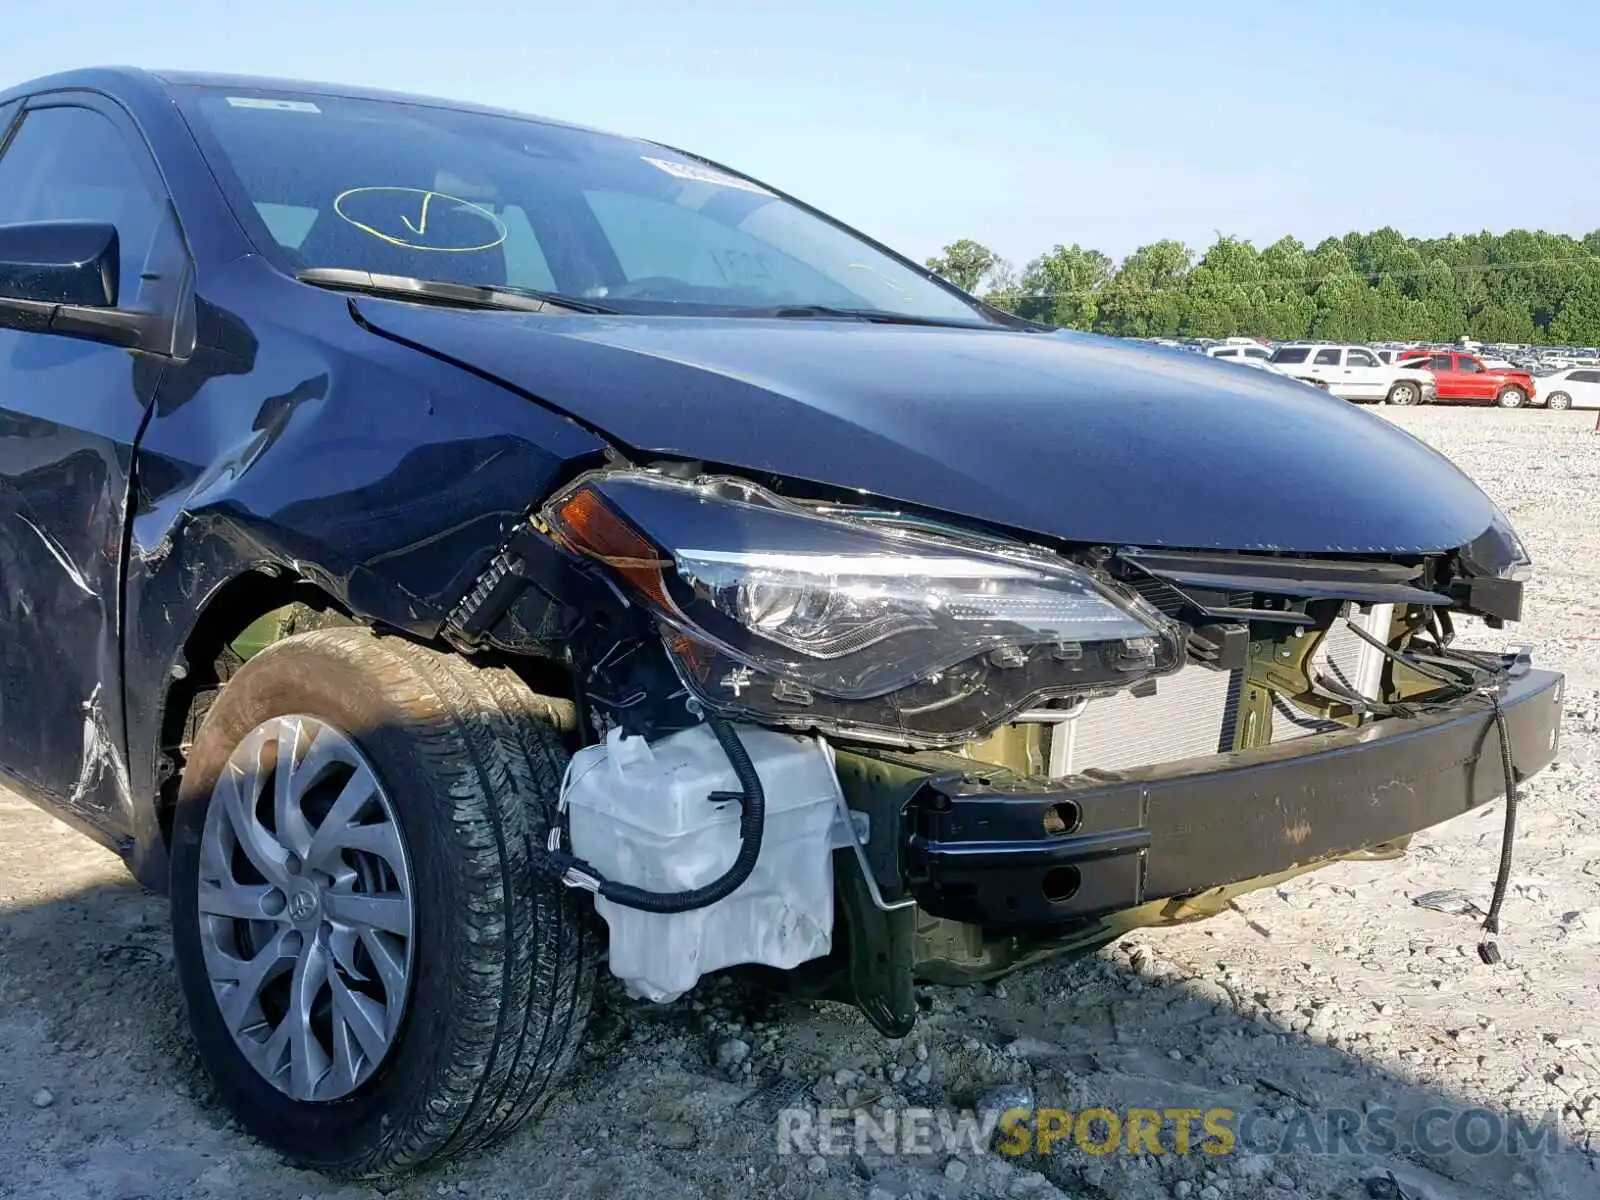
left=1548, top=391, right=1572, bottom=411
left=169, top=626, right=596, bottom=1177
left=1497, top=386, right=1527, bottom=409
left=1386, top=381, right=1420, bottom=406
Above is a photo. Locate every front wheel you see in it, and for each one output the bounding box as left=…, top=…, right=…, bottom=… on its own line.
left=1547, top=391, right=1572, bottom=411
left=1497, top=387, right=1527, bottom=409
left=169, top=626, right=596, bottom=1177
left=1386, top=382, right=1420, bottom=406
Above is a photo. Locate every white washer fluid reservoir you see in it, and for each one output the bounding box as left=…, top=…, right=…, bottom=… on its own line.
left=564, top=722, right=842, bottom=1002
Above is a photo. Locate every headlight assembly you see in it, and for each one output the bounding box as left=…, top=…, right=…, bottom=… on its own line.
left=541, top=470, right=1182, bottom=745
left=1447, top=507, right=1529, bottom=624
left=1457, top=506, right=1531, bottom=581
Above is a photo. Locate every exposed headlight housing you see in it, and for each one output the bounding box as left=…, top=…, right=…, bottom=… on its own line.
left=1449, top=507, right=1530, bottom=624
left=1458, top=507, right=1531, bottom=582
left=541, top=470, right=1183, bottom=746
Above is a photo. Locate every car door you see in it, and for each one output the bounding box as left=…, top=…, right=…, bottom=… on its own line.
left=1476, top=356, right=1508, bottom=402
left=0, top=95, right=185, bottom=830
left=1452, top=355, right=1484, bottom=401
left=1419, top=353, right=1460, bottom=400
left=1308, top=346, right=1346, bottom=394
left=1341, top=347, right=1385, bottom=401
left=1267, top=345, right=1313, bottom=381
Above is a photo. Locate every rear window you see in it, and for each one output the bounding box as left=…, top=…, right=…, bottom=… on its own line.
left=1269, top=347, right=1310, bottom=364
left=1403, top=354, right=1446, bottom=370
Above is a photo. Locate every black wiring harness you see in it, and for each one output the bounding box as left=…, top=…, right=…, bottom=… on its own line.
left=1326, top=612, right=1522, bottom=965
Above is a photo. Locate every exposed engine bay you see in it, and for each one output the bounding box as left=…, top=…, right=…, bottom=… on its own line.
left=432, top=465, right=1553, bottom=1033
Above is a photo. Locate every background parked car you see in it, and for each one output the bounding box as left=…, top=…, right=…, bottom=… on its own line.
left=1267, top=343, right=1435, bottom=405
left=1208, top=355, right=1325, bottom=387
left=1534, top=367, right=1600, bottom=410
left=1204, top=340, right=1272, bottom=362
left=1395, top=351, right=1536, bottom=408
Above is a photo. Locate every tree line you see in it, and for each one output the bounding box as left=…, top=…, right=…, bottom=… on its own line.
left=925, top=229, right=1600, bottom=346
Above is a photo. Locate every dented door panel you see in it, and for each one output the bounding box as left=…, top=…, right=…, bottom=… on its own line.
left=0, top=84, right=198, bottom=840
left=0, top=332, right=158, bottom=831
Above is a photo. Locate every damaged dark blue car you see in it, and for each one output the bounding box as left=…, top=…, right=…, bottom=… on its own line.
left=0, top=68, right=1565, bottom=1176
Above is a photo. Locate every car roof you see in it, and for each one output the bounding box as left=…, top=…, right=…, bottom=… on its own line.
left=1, top=66, right=604, bottom=136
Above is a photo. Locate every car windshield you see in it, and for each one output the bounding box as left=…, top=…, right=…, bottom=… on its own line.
left=177, top=88, right=997, bottom=324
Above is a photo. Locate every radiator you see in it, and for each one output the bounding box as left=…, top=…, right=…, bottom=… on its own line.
left=1045, top=604, right=1393, bottom=777
left=1269, top=602, right=1394, bottom=743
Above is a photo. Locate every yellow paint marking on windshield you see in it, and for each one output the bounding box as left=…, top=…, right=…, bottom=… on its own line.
left=400, top=191, right=434, bottom=236
left=332, top=187, right=507, bottom=253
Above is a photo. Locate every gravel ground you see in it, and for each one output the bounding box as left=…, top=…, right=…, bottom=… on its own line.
left=1, top=407, right=1597, bottom=1200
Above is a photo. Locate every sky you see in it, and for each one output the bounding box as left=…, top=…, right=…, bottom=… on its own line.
left=8, top=0, right=1598, bottom=269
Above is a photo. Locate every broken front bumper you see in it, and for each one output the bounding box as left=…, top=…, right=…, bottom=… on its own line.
left=866, top=666, right=1563, bottom=929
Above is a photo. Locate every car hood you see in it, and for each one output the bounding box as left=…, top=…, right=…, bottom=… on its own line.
left=357, top=303, right=1503, bottom=554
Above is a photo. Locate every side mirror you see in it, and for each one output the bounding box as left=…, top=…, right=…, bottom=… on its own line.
left=0, top=220, right=119, bottom=307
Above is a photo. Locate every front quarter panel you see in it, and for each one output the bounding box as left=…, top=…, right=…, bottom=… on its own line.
left=122, top=261, right=606, bottom=884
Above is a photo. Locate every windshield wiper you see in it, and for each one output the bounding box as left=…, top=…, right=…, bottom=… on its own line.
left=748, top=304, right=1000, bottom=329
left=296, top=268, right=616, bottom=314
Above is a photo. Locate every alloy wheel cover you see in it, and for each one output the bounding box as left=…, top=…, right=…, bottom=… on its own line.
left=196, top=715, right=415, bottom=1102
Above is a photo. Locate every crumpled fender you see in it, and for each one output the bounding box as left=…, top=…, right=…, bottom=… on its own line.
left=120, top=279, right=605, bottom=886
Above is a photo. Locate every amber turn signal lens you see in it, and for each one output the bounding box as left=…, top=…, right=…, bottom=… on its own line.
left=548, top=485, right=673, bottom=610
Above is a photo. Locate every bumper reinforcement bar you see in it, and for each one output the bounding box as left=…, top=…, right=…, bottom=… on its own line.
left=901, top=667, right=1565, bottom=928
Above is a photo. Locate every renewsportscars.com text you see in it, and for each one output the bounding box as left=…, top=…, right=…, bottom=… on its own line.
left=777, top=1104, right=1564, bottom=1160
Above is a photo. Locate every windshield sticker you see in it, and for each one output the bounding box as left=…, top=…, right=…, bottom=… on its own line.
left=332, top=187, right=508, bottom=252
left=226, top=97, right=322, bottom=113
left=642, top=156, right=773, bottom=196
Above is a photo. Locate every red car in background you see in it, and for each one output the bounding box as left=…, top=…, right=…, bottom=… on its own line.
left=1396, top=351, right=1536, bottom=408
